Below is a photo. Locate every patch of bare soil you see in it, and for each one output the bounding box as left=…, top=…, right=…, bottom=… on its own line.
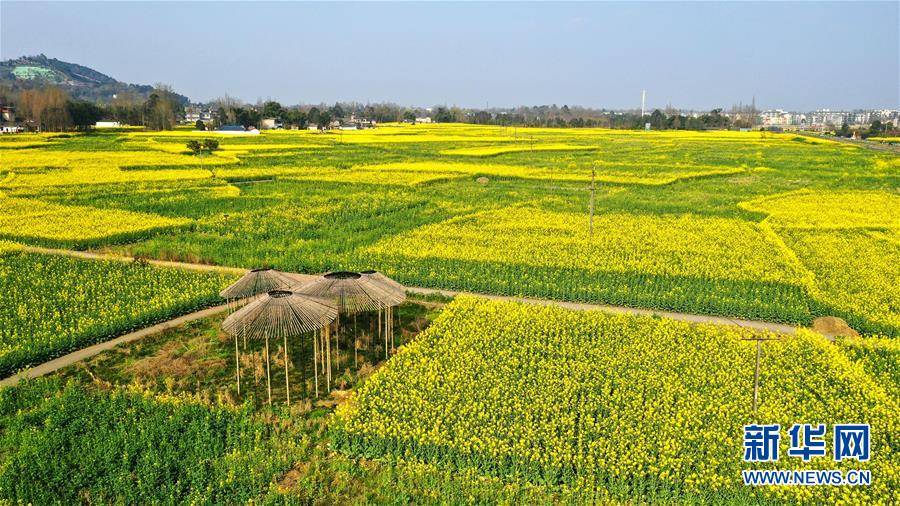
left=127, top=339, right=226, bottom=381
left=277, top=462, right=310, bottom=491
left=812, top=316, right=859, bottom=338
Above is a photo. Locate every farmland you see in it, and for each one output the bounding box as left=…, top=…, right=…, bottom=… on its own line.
left=1, top=125, right=897, bottom=334
left=336, top=297, right=899, bottom=504
left=1, top=123, right=898, bottom=502
left=0, top=247, right=234, bottom=376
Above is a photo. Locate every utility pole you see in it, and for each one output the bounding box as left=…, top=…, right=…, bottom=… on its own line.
left=742, top=336, right=781, bottom=414
left=589, top=170, right=596, bottom=237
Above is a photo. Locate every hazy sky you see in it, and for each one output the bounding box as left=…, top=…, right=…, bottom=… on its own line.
left=2, top=2, right=898, bottom=110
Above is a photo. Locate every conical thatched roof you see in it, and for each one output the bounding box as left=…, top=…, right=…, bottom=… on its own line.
left=360, top=270, right=406, bottom=306
left=222, top=290, right=338, bottom=340
left=219, top=268, right=295, bottom=299
left=292, top=271, right=401, bottom=313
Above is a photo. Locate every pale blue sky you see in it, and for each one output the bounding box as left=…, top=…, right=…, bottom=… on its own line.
left=2, top=1, right=898, bottom=110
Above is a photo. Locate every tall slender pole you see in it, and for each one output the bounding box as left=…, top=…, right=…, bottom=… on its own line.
left=234, top=332, right=241, bottom=396
left=326, top=324, right=331, bottom=392
left=313, top=329, right=319, bottom=398
left=265, top=333, right=272, bottom=406
left=753, top=340, right=761, bottom=413
left=284, top=333, right=291, bottom=406
left=589, top=170, right=595, bottom=237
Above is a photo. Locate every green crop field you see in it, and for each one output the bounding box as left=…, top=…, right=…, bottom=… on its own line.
left=1, top=124, right=897, bottom=503
left=2, top=125, right=898, bottom=333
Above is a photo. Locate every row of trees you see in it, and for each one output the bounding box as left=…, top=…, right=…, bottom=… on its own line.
left=835, top=119, right=898, bottom=139
left=3, top=84, right=183, bottom=131
left=203, top=97, right=423, bottom=129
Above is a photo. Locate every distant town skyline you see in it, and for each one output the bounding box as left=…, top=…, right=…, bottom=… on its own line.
left=2, top=1, right=898, bottom=110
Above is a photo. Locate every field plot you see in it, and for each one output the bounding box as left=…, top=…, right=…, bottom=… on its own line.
left=0, top=125, right=897, bottom=336
left=0, top=197, right=189, bottom=248
left=366, top=206, right=814, bottom=322
left=0, top=378, right=298, bottom=504
left=0, top=250, right=234, bottom=376
left=336, top=297, right=899, bottom=503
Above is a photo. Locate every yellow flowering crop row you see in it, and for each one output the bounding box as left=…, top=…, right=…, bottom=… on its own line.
left=0, top=148, right=230, bottom=187
left=365, top=206, right=814, bottom=322
left=837, top=336, right=900, bottom=400
left=440, top=144, right=598, bottom=157
left=779, top=228, right=900, bottom=335
left=0, top=250, right=235, bottom=376
left=335, top=296, right=899, bottom=503
left=740, top=190, right=900, bottom=230
left=0, top=196, right=189, bottom=248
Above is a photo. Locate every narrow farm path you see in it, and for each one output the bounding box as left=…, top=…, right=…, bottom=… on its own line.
left=0, top=302, right=234, bottom=388
left=3, top=245, right=799, bottom=386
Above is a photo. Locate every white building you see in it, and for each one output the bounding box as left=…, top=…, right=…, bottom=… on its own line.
left=260, top=118, right=283, bottom=130
left=414, top=117, right=432, bottom=124
left=95, top=121, right=121, bottom=128
left=760, top=110, right=792, bottom=127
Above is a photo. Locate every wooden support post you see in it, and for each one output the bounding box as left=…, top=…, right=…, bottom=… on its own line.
left=753, top=339, right=761, bottom=413
left=742, top=336, right=780, bottom=415
left=284, top=333, right=290, bottom=406
left=313, top=329, right=319, bottom=398
left=234, top=332, right=241, bottom=396
left=265, top=333, right=272, bottom=406
left=589, top=169, right=595, bottom=237
left=326, top=324, right=331, bottom=392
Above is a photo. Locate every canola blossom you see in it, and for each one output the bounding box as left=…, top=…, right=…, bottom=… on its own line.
left=365, top=206, right=815, bottom=323
left=0, top=197, right=189, bottom=248
left=1, top=125, right=896, bottom=336
left=335, top=296, right=899, bottom=504
left=0, top=251, right=234, bottom=376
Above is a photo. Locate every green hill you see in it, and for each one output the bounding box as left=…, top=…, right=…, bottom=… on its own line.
left=0, top=54, right=188, bottom=104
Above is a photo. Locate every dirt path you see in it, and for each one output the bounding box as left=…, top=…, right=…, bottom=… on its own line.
left=2, top=246, right=799, bottom=386
left=0, top=302, right=234, bottom=388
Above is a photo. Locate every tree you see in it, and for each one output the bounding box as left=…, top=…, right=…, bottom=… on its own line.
left=329, top=103, right=345, bottom=120
left=434, top=107, right=453, bottom=123
left=187, top=138, right=220, bottom=177
left=318, top=110, right=332, bottom=130
left=649, top=109, right=666, bottom=130
left=66, top=101, right=103, bottom=130
left=262, top=101, right=284, bottom=119
left=307, top=107, right=321, bottom=126
left=18, top=86, right=70, bottom=131
left=403, top=110, right=416, bottom=122
left=144, top=85, right=181, bottom=130
left=195, top=119, right=206, bottom=131
left=838, top=122, right=851, bottom=138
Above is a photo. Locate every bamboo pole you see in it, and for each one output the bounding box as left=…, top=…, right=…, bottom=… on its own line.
left=326, top=324, right=332, bottom=392
left=313, top=329, right=319, bottom=398
left=753, top=340, right=761, bottom=413
left=284, top=333, right=291, bottom=406
left=265, top=332, right=272, bottom=406
left=234, top=332, right=241, bottom=396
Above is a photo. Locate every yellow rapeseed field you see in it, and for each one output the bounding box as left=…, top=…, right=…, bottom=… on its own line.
left=336, top=296, right=899, bottom=504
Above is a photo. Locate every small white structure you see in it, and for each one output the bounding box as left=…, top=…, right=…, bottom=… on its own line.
left=217, top=124, right=261, bottom=135
left=307, top=124, right=320, bottom=131
left=1, top=125, right=24, bottom=134
left=95, top=121, right=121, bottom=128
left=260, top=118, right=283, bottom=130
left=414, top=117, right=432, bottom=124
